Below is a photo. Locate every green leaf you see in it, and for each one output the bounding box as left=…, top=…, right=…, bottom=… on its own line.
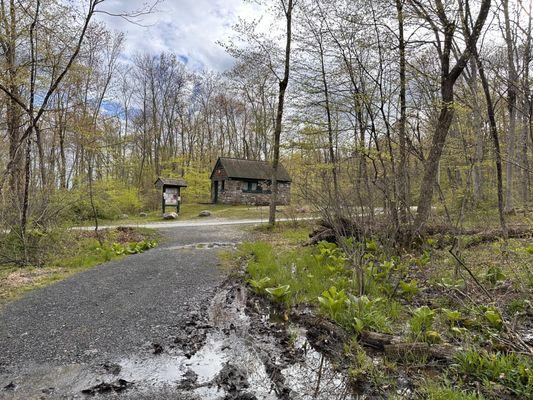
left=265, top=285, right=291, bottom=300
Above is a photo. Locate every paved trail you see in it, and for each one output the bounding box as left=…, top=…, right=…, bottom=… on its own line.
left=0, top=224, right=246, bottom=399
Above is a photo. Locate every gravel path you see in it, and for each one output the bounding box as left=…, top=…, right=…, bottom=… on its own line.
left=0, top=224, right=247, bottom=397
left=75, top=216, right=316, bottom=230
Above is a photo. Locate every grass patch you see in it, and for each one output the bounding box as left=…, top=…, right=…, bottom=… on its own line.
left=454, top=349, right=532, bottom=398
left=238, top=240, right=403, bottom=333
left=422, top=383, right=485, bottom=399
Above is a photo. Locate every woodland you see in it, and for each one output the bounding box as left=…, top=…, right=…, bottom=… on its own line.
left=0, top=0, right=531, bottom=245
left=0, top=1, right=532, bottom=397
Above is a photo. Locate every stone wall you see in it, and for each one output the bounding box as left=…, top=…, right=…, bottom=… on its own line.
left=212, top=179, right=291, bottom=206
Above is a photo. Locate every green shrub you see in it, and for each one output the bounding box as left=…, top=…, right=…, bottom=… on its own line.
left=0, top=227, right=71, bottom=266
left=65, top=179, right=142, bottom=221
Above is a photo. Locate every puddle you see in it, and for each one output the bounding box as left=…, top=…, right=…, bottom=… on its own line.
left=166, top=242, right=241, bottom=251
left=282, top=327, right=355, bottom=399
left=1, top=283, right=356, bottom=399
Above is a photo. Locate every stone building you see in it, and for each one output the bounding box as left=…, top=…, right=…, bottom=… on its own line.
left=210, top=157, right=292, bottom=205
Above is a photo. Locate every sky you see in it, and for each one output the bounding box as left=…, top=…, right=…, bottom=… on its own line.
left=95, top=0, right=259, bottom=72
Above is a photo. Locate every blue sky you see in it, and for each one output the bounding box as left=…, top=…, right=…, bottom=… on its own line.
left=96, top=0, right=258, bottom=72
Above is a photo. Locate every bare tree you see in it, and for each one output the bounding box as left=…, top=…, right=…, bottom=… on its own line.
left=269, top=0, right=296, bottom=225
left=411, top=0, right=492, bottom=233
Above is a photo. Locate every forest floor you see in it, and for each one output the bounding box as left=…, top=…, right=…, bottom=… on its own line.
left=232, top=217, right=532, bottom=399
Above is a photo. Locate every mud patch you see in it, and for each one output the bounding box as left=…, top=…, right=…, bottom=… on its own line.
left=81, top=379, right=133, bottom=395
left=0, top=281, right=355, bottom=399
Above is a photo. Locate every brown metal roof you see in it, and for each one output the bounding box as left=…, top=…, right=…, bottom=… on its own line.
left=154, top=177, right=188, bottom=187
left=211, top=157, right=292, bottom=182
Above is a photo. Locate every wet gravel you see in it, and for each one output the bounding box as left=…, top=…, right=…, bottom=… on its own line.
left=0, top=224, right=357, bottom=399
left=0, top=225, right=245, bottom=373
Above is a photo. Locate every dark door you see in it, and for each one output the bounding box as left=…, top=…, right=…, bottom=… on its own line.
left=214, top=181, right=219, bottom=203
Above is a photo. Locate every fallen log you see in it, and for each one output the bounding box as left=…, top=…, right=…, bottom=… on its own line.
left=308, top=219, right=532, bottom=247
left=384, top=342, right=458, bottom=362
left=359, top=330, right=459, bottom=362
left=359, top=331, right=400, bottom=349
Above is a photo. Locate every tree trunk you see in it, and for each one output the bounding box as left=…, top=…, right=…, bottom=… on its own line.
left=317, top=34, right=339, bottom=199
left=396, top=0, right=409, bottom=223
left=413, top=0, right=491, bottom=233
left=503, top=0, right=518, bottom=212
left=474, top=52, right=508, bottom=237
left=414, top=81, right=455, bottom=232
left=520, top=0, right=532, bottom=209
left=467, top=58, right=484, bottom=202
left=269, top=0, right=294, bottom=225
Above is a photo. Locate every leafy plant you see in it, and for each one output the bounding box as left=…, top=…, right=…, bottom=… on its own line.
left=426, top=237, right=438, bottom=247
left=417, top=249, right=431, bottom=266
left=318, top=286, right=348, bottom=318
left=314, top=241, right=346, bottom=273
left=109, top=240, right=157, bottom=256
left=483, top=308, right=503, bottom=330
left=449, top=326, right=468, bottom=336
left=348, top=295, right=391, bottom=333
left=265, top=285, right=291, bottom=302
left=438, top=277, right=465, bottom=289
left=483, top=265, right=505, bottom=285
left=409, top=306, right=435, bottom=339
left=111, top=242, right=125, bottom=255
left=424, top=330, right=442, bottom=343
left=247, top=277, right=271, bottom=292
left=442, top=308, right=462, bottom=326
left=365, top=239, right=379, bottom=253
left=399, top=279, right=419, bottom=299
left=95, top=245, right=115, bottom=262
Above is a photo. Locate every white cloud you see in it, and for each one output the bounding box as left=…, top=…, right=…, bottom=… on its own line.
left=95, top=0, right=259, bottom=71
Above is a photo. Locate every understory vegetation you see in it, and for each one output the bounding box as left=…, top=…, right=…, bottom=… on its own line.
left=0, top=227, right=159, bottom=306
left=234, top=223, right=532, bottom=399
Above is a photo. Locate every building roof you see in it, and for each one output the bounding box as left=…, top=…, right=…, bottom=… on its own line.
left=211, top=157, right=292, bottom=182
left=154, top=177, right=188, bottom=187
